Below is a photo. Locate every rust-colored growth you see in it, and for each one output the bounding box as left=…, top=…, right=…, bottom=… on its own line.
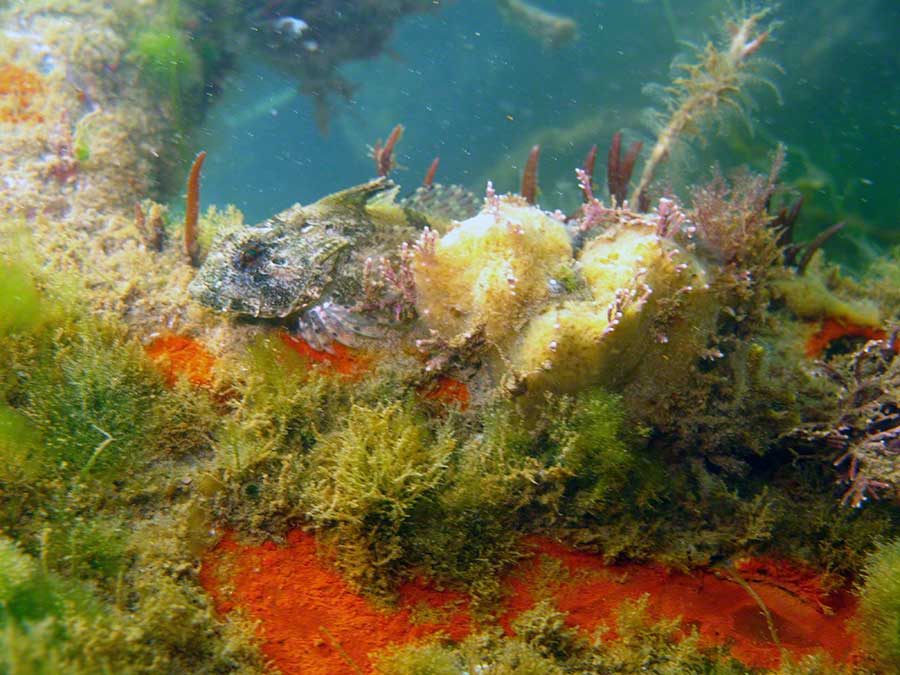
left=200, top=530, right=472, bottom=675
left=184, top=151, right=206, bottom=266
left=201, top=530, right=860, bottom=675
left=580, top=144, right=598, bottom=203
left=279, top=332, right=372, bottom=379
left=607, top=131, right=643, bottom=207
left=805, top=318, right=886, bottom=359
left=0, top=63, right=45, bottom=124
left=421, top=376, right=470, bottom=411
left=146, top=334, right=216, bottom=387
left=521, top=144, right=540, bottom=205
left=372, top=124, right=404, bottom=177
left=509, top=538, right=859, bottom=671
left=423, top=156, right=440, bottom=188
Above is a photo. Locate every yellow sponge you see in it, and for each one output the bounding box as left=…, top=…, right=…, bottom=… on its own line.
left=413, top=195, right=573, bottom=349
left=512, top=222, right=714, bottom=394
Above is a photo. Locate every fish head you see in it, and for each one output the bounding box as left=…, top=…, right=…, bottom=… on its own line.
left=189, top=218, right=349, bottom=319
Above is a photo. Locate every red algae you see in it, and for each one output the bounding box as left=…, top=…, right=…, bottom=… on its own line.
left=421, top=375, right=470, bottom=410
left=200, top=532, right=860, bottom=674
left=805, top=317, right=885, bottom=358
left=146, top=334, right=216, bottom=387
left=279, top=332, right=372, bottom=378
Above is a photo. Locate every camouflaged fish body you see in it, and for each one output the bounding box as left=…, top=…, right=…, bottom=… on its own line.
left=189, top=178, right=421, bottom=351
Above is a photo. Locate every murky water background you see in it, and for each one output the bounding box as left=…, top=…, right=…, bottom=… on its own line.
left=194, top=0, right=898, bottom=269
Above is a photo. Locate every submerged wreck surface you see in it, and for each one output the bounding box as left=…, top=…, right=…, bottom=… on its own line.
left=1, top=2, right=899, bottom=675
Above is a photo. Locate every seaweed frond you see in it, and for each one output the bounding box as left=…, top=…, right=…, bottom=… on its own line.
left=632, top=7, right=778, bottom=208
left=183, top=150, right=206, bottom=266
left=521, top=144, right=541, bottom=205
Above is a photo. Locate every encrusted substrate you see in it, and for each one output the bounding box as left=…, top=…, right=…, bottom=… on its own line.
left=0, top=1, right=239, bottom=353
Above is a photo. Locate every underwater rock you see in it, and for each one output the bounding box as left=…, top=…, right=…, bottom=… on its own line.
left=495, top=0, right=578, bottom=49
left=248, top=0, right=439, bottom=132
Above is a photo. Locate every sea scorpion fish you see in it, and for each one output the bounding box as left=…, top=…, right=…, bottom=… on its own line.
left=189, top=178, right=430, bottom=351
left=188, top=177, right=479, bottom=351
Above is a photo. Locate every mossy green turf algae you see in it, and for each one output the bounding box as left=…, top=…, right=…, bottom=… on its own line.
left=0, top=260, right=263, bottom=674
left=857, top=540, right=900, bottom=674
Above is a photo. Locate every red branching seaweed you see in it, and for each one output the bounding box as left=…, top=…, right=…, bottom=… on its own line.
left=423, top=156, right=439, bottom=188
left=606, top=131, right=642, bottom=207
left=790, top=331, right=900, bottom=507
left=620, top=142, right=643, bottom=200
left=184, top=151, right=206, bottom=266
left=521, top=144, right=540, bottom=204
left=372, top=124, right=404, bottom=177
left=606, top=131, right=621, bottom=200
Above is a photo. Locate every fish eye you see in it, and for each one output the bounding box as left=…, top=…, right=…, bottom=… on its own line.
left=234, top=242, right=265, bottom=270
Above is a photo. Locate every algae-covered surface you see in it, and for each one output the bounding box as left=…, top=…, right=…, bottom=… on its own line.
left=2, top=1, right=900, bottom=674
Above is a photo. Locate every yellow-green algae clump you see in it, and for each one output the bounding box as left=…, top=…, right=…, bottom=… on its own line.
left=857, top=539, right=900, bottom=675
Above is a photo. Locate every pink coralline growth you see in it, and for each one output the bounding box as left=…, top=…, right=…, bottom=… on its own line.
left=359, top=228, right=437, bottom=323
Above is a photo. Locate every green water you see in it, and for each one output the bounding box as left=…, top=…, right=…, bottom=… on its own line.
left=195, top=0, right=898, bottom=268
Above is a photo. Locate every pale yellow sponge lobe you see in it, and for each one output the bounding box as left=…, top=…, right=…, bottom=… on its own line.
left=512, top=224, right=714, bottom=394
left=512, top=301, right=621, bottom=394
left=579, top=224, right=662, bottom=303
left=413, top=196, right=573, bottom=346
